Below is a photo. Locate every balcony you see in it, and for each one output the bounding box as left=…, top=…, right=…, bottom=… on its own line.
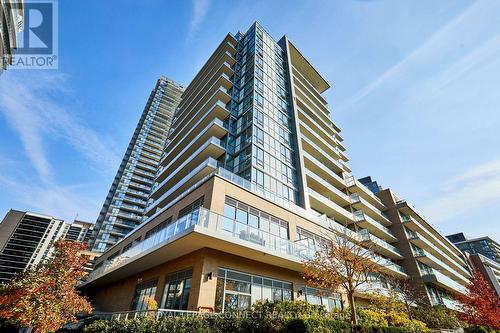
left=413, top=248, right=469, bottom=284
left=302, top=152, right=345, bottom=189
left=116, top=211, right=143, bottom=222
left=422, top=268, right=467, bottom=295
left=301, top=135, right=345, bottom=174
left=125, top=189, right=149, bottom=199
left=398, top=202, right=465, bottom=264
left=172, top=74, right=232, bottom=136
left=127, top=182, right=150, bottom=191
left=305, top=169, right=351, bottom=206
left=299, top=119, right=341, bottom=161
left=83, top=207, right=319, bottom=287
left=297, top=104, right=337, bottom=149
left=120, top=203, right=144, bottom=214
left=122, top=196, right=147, bottom=206
left=350, top=193, right=391, bottom=225
left=159, top=118, right=227, bottom=179
left=152, top=138, right=225, bottom=198
left=163, top=101, right=229, bottom=162
left=373, top=253, right=407, bottom=278
left=407, top=229, right=471, bottom=278
left=131, top=175, right=153, bottom=186
left=147, top=157, right=219, bottom=215
left=345, top=176, right=385, bottom=211
left=296, top=97, right=335, bottom=139
left=359, top=229, right=403, bottom=260
left=353, top=211, right=397, bottom=243
left=308, top=188, right=355, bottom=225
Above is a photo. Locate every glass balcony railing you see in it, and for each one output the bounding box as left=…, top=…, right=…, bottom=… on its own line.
left=120, top=203, right=144, bottom=212
left=350, top=193, right=388, bottom=222
left=423, top=268, right=467, bottom=294
left=359, top=229, right=402, bottom=256
left=353, top=211, right=394, bottom=238
left=87, top=207, right=319, bottom=282
left=307, top=188, right=354, bottom=222
left=305, top=170, right=350, bottom=203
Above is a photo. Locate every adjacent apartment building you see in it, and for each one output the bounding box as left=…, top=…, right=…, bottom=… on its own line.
left=0, top=210, right=65, bottom=282
left=447, top=232, right=500, bottom=296
left=81, top=22, right=470, bottom=314
left=90, top=76, right=184, bottom=252
left=359, top=177, right=471, bottom=310
left=60, top=219, right=94, bottom=243
left=0, top=0, right=23, bottom=74
left=447, top=233, right=500, bottom=263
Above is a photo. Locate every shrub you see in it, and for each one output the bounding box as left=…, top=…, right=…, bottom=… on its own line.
left=411, top=306, right=461, bottom=330
left=359, top=309, right=388, bottom=327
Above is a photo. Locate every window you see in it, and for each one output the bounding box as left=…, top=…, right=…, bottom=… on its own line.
left=131, top=280, right=157, bottom=311
left=145, top=217, right=172, bottom=240
left=255, top=109, right=264, bottom=125
left=177, top=197, right=204, bottom=230
left=215, top=268, right=292, bottom=312
left=256, top=147, right=264, bottom=166
left=256, top=169, right=264, bottom=187
left=301, top=286, right=342, bottom=311
left=223, top=197, right=289, bottom=241
left=160, top=269, right=193, bottom=310
left=255, top=127, right=264, bottom=145
left=254, top=92, right=264, bottom=107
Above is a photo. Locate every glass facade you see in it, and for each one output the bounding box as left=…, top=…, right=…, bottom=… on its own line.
left=215, top=268, right=293, bottom=312
left=223, top=197, right=289, bottom=241
left=456, top=239, right=500, bottom=263
left=225, top=23, right=300, bottom=206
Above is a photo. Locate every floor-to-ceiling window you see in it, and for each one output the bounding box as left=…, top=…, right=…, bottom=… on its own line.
left=160, top=269, right=193, bottom=310
left=301, top=286, right=343, bottom=311
left=131, top=280, right=158, bottom=311
left=215, top=268, right=293, bottom=312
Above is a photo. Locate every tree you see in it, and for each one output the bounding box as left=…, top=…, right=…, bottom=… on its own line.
left=389, top=277, right=428, bottom=320
left=302, top=233, right=381, bottom=325
left=457, top=272, right=500, bottom=329
left=0, top=240, right=93, bottom=333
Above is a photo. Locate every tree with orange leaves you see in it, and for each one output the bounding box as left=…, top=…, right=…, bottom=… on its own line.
left=0, top=240, right=93, bottom=333
left=457, top=272, right=500, bottom=329
left=302, top=233, right=382, bottom=325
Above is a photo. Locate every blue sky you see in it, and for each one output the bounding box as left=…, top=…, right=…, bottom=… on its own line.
left=0, top=0, right=499, bottom=241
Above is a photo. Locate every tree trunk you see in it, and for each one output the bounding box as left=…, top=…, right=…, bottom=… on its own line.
left=406, top=302, right=413, bottom=320
left=348, top=291, right=358, bottom=325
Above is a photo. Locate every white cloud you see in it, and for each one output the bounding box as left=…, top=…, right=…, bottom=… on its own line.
left=0, top=173, right=102, bottom=224
left=0, top=71, right=120, bottom=183
left=189, top=0, right=212, bottom=36
left=0, top=71, right=119, bottom=223
left=336, top=0, right=492, bottom=112
left=422, top=159, right=500, bottom=223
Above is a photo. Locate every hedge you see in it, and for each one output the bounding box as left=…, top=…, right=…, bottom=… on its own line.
left=77, top=315, right=428, bottom=333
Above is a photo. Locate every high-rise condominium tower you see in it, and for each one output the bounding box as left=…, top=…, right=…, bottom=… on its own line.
left=82, top=23, right=470, bottom=314
left=0, top=210, right=64, bottom=282
left=90, top=76, right=184, bottom=252
left=0, top=0, right=24, bottom=74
